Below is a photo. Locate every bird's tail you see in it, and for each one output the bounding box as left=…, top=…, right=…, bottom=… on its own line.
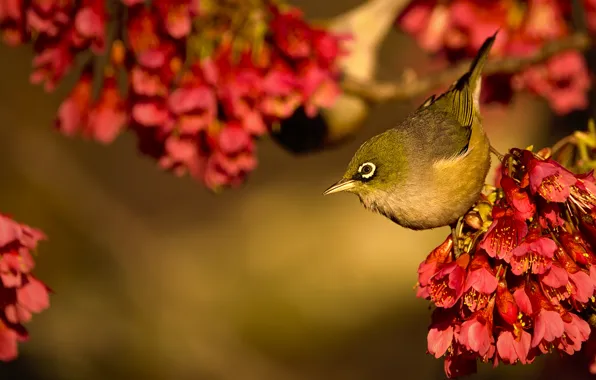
left=438, top=31, right=498, bottom=127
left=459, top=31, right=498, bottom=103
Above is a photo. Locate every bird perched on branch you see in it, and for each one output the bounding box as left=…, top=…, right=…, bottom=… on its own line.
left=324, top=32, right=497, bottom=233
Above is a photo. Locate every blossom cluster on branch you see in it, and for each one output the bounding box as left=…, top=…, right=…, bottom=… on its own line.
left=2, top=0, right=596, bottom=191
left=0, top=214, right=50, bottom=361
left=0, top=0, right=346, bottom=190
left=397, top=0, right=594, bottom=114
left=416, top=126, right=596, bottom=377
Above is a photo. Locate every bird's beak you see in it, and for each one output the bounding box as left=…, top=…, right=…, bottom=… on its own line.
left=323, top=178, right=357, bottom=195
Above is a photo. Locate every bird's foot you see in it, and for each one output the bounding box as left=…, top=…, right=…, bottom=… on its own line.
left=451, top=226, right=461, bottom=257
left=451, top=216, right=466, bottom=258
left=490, top=145, right=504, bottom=161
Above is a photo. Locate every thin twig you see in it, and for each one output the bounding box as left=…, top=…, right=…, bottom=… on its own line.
left=550, top=134, right=577, bottom=156
left=342, top=33, right=592, bottom=103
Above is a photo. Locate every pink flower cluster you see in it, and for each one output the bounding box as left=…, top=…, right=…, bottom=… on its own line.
left=0, top=0, right=345, bottom=190
left=417, top=147, right=596, bottom=377
left=397, top=0, right=592, bottom=114
left=0, top=214, right=50, bottom=361
left=126, top=3, right=344, bottom=189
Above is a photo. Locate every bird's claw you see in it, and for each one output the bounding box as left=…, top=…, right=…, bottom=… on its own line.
left=451, top=227, right=461, bottom=257
left=451, top=216, right=466, bottom=258
left=490, top=145, right=504, bottom=161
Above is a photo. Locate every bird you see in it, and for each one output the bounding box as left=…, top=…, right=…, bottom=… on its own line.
left=323, top=32, right=497, bottom=233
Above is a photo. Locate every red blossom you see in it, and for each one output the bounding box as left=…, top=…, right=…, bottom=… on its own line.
left=462, top=250, right=497, bottom=312
left=509, top=229, right=557, bottom=275
left=298, top=61, right=341, bottom=117
left=259, top=62, right=302, bottom=118
left=418, top=145, right=596, bottom=377
left=26, top=0, right=73, bottom=37
left=168, top=67, right=218, bottom=134
left=204, top=123, right=258, bottom=189
left=397, top=1, right=448, bottom=52
left=23, top=0, right=110, bottom=92
left=512, top=285, right=534, bottom=315
left=417, top=235, right=453, bottom=298
left=123, top=1, right=344, bottom=189
left=158, top=135, right=205, bottom=178
left=557, top=313, right=591, bottom=355
left=478, top=206, right=528, bottom=261
left=396, top=0, right=591, bottom=114
left=0, top=214, right=50, bottom=361
left=501, top=176, right=536, bottom=220
left=30, top=37, right=77, bottom=92
left=427, top=307, right=459, bottom=358
left=0, top=0, right=346, bottom=191
left=153, top=0, right=198, bottom=39
left=126, top=5, right=162, bottom=55
left=458, top=297, right=496, bottom=357
left=514, top=51, right=591, bottom=114
left=87, top=76, right=128, bottom=143
left=496, top=330, right=533, bottom=364
left=56, top=68, right=126, bottom=143
left=495, top=280, right=519, bottom=326
left=0, top=322, right=24, bottom=361
left=559, top=231, right=596, bottom=266
left=527, top=154, right=578, bottom=202
left=427, top=254, right=469, bottom=308
left=549, top=250, right=595, bottom=304
left=268, top=6, right=312, bottom=59
left=74, top=0, right=106, bottom=54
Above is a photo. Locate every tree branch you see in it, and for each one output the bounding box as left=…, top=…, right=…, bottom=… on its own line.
left=342, top=33, right=592, bottom=104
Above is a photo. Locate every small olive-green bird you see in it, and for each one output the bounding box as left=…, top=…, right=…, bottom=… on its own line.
left=323, top=33, right=497, bottom=230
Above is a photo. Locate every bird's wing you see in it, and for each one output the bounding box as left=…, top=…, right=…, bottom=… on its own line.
left=426, top=108, right=472, bottom=159
left=397, top=105, right=472, bottom=163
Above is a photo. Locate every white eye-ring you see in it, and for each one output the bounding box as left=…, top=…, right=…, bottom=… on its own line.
left=358, top=162, right=376, bottom=179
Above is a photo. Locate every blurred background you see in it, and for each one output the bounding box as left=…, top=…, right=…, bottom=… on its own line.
left=0, top=1, right=590, bottom=379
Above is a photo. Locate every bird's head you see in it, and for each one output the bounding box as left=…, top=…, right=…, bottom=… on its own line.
left=323, top=130, right=407, bottom=202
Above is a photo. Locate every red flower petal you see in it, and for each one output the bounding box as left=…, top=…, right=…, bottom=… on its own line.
left=418, top=236, right=454, bottom=288
left=527, top=156, right=577, bottom=202
left=501, top=176, right=536, bottom=220
left=479, top=209, right=528, bottom=261
left=531, top=309, right=565, bottom=347
left=17, top=277, right=50, bottom=313
left=496, top=280, right=519, bottom=325
left=496, top=330, right=532, bottom=364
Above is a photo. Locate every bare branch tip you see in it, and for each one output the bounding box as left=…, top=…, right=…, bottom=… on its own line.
left=342, top=33, right=593, bottom=104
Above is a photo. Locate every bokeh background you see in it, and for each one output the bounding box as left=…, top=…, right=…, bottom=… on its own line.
left=0, top=1, right=592, bottom=379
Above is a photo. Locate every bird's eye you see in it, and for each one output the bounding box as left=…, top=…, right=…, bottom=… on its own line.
left=358, top=162, right=376, bottom=179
